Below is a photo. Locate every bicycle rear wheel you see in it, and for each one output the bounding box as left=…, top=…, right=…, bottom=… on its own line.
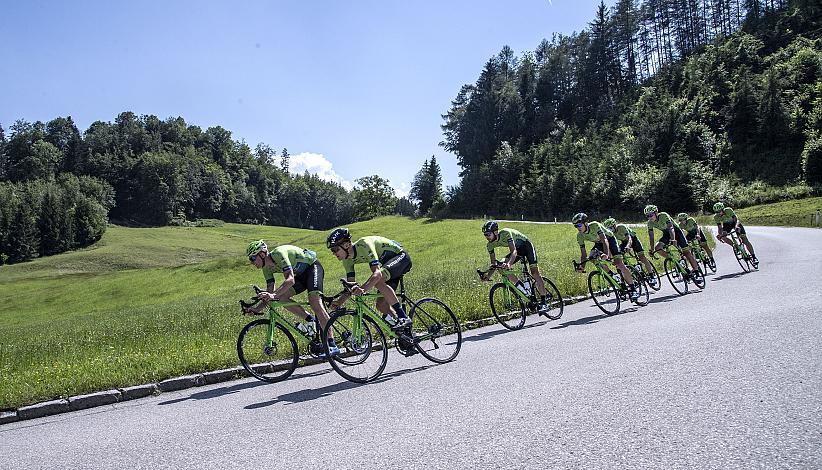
left=489, top=283, right=527, bottom=330
left=237, top=319, right=299, bottom=383
left=641, top=261, right=662, bottom=292
left=664, top=258, right=689, bottom=295
left=539, top=276, right=564, bottom=320
left=410, top=298, right=462, bottom=363
left=588, top=271, right=620, bottom=315
left=324, top=310, right=388, bottom=383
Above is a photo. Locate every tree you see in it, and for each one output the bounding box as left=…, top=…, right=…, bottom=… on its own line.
left=280, top=148, right=290, bottom=173
left=352, top=175, right=397, bottom=221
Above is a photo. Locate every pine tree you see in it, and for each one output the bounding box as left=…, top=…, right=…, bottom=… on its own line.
left=280, top=148, right=289, bottom=173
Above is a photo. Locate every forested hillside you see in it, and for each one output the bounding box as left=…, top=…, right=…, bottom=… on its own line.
left=440, top=0, right=821, bottom=219
left=0, top=114, right=415, bottom=263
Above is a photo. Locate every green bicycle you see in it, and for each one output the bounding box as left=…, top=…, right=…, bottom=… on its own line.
left=323, top=278, right=462, bottom=383
left=722, top=230, right=757, bottom=272
left=477, top=260, right=564, bottom=330
left=572, top=249, right=650, bottom=316
left=688, top=238, right=717, bottom=274
left=622, top=248, right=662, bottom=292
left=653, top=244, right=706, bottom=295
left=237, top=286, right=342, bottom=383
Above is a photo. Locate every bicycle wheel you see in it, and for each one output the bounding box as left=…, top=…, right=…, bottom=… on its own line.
left=701, top=249, right=717, bottom=274
left=642, top=261, right=662, bottom=292
left=691, top=263, right=706, bottom=289
left=324, top=310, right=388, bottom=383
left=237, top=319, right=298, bottom=383
left=538, top=276, right=564, bottom=320
left=409, top=298, right=462, bottom=363
left=629, top=267, right=650, bottom=306
left=489, top=283, right=527, bottom=330
left=588, top=271, right=620, bottom=315
left=664, top=258, right=689, bottom=295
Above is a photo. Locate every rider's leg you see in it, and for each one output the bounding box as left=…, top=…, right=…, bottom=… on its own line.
left=702, top=241, right=714, bottom=258
left=740, top=234, right=756, bottom=258
left=684, top=249, right=701, bottom=272
left=614, top=258, right=635, bottom=285
left=529, top=265, right=548, bottom=297
left=639, top=252, right=655, bottom=274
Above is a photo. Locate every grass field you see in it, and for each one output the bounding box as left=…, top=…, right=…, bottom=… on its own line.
left=0, top=216, right=671, bottom=409
left=694, top=197, right=822, bottom=227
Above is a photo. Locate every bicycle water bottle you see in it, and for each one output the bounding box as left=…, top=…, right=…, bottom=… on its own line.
left=522, top=279, right=532, bottom=296
left=515, top=281, right=529, bottom=295
left=613, top=272, right=622, bottom=285
left=296, top=321, right=316, bottom=337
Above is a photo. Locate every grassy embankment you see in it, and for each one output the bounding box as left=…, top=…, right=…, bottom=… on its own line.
left=1, top=217, right=662, bottom=409
left=695, top=197, right=822, bottom=227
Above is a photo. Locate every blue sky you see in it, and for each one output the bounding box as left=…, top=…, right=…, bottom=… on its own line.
left=1, top=0, right=604, bottom=196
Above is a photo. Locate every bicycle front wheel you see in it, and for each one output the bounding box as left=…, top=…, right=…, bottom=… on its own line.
left=588, top=271, right=620, bottom=315
left=324, top=310, right=388, bottom=383
left=489, top=283, right=527, bottom=330
left=237, top=319, right=298, bottom=383
left=734, top=245, right=753, bottom=273
left=629, top=267, right=650, bottom=306
left=539, top=276, right=564, bottom=320
left=664, top=258, right=689, bottom=295
left=410, top=298, right=462, bottom=363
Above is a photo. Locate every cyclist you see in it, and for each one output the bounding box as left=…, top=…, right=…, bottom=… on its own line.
left=712, top=202, right=758, bottom=267
left=482, top=221, right=552, bottom=311
left=572, top=213, right=641, bottom=301
left=676, top=212, right=715, bottom=265
left=602, top=217, right=657, bottom=288
left=644, top=205, right=702, bottom=280
left=326, top=228, right=412, bottom=330
left=244, top=240, right=339, bottom=356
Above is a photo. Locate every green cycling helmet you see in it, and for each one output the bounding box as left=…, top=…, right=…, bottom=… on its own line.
left=246, top=240, right=267, bottom=257
left=482, top=220, right=498, bottom=233
left=712, top=202, right=725, bottom=212
left=643, top=204, right=658, bottom=215
left=602, top=217, right=616, bottom=228
left=676, top=212, right=689, bottom=222
left=571, top=212, right=588, bottom=224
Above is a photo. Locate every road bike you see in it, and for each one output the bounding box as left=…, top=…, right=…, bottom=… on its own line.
left=653, top=244, right=706, bottom=295
left=721, top=230, right=758, bottom=272
left=622, top=247, right=662, bottom=292
left=688, top=237, right=717, bottom=274
left=477, top=259, right=564, bottom=330
left=323, top=277, right=462, bottom=383
left=237, top=286, right=340, bottom=383
left=572, top=249, right=649, bottom=315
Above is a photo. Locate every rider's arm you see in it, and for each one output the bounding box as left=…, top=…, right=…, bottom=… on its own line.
left=360, top=263, right=385, bottom=291
left=599, top=232, right=612, bottom=258
left=488, top=251, right=497, bottom=266
left=505, top=239, right=518, bottom=267
left=648, top=229, right=655, bottom=251
left=579, top=245, right=587, bottom=266
left=271, top=269, right=295, bottom=298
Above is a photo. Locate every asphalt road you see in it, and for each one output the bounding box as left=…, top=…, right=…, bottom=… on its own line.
left=1, top=226, right=820, bottom=469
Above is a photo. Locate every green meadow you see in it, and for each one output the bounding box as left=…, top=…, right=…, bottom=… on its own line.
left=1, top=217, right=665, bottom=409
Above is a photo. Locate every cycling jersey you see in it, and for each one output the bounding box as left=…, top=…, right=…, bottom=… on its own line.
left=487, top=228, right=529, bottom=254
left=680, top=216, right=699, bottom=234
left=611, top=224, right=636, bottom=243
left=262, top=245, right=318, bottom=283
left=647, top=212, right=681, bottom=233
left=713, top=207, right=737, bottom=225
left=577, top=222, right=614, bottom=246
left=342, top=236, right=404, bottom=278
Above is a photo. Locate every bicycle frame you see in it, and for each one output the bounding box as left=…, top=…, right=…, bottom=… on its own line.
left=489, top=262, right=538, bottom=305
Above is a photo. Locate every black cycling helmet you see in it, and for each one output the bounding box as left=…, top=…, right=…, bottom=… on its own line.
left=326, top=227, right=351, bottom=248
left=571, top=212, right=588, bottom=224
left=482, top=220, right=498, bottom=233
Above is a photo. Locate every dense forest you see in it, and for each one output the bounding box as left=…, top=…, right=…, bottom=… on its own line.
left=440, top=0, right=821, bottom=219
left=0, top=114, right=418, bottom=263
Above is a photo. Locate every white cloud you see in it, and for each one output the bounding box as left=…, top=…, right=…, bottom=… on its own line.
left=289, top=152, right=354, bottom=190
left=394, top=182, right=410, bottom=199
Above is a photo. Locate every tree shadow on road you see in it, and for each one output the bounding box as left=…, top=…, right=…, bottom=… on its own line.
left=549, top=306, right=636, bottom=329
left=245, top=364, right=440, bottom=408
left=647, top=293, right=686, bottom=305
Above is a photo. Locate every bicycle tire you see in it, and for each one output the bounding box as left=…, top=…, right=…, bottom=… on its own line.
left=324, top=310, right=388, bottom=383
left=237, top=319, right=299, bottom=383
left=539, top=276, right=564, bottom=320
left=664, top=258, right=689, bottom=295
left=642, top=261, right=662, bottom=292
left=588, top=271, right=620, bottom=315
left=489, top=283, right=527, bottom=330
left=409, top=298, right=462, bottom=363
left=628, top=266, right=650, bottom=306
